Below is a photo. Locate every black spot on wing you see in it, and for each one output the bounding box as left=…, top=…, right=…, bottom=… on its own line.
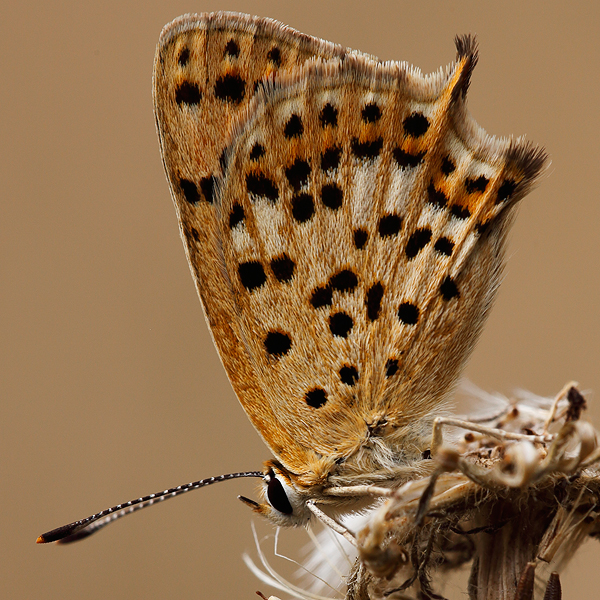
left=329, top=312, right=353, bottom=338
left=267, top=46, right=281, bottom=66
left=351, top=137, right=383, bottom=160
left=246, top=173, right=278, bottom=202
left=178, top=48, right=190, bottom=66
left=366, top=283, right=384, bottom=321
left=354, top=229, right=368, bottom=249
left=264, top=331, right=291, bottom=357
left=465, top=176, right=489, bottom=194
left=310, top=285, right=332, bottom=309
left=476, top=221, right=490, bottom=235
left=238, top=261, right=266, bottom=291
left=378, top=214, right=402, bottom=237
left=199, top=175, right=215, bottom=204
left=179, top=178, right=200, bottom=204
left=321, top=146, right=341, bottom=171
left=405, top=228, right=432, bottom=259
left=229, top=203, right=245, bottom=228
left=497, top=179, right=517, bottom=203
left=398, top=302, right=419, bottom=325
left=361, top=102, right=381, bottom=122
left=214, top=74, right=245, bottom=103
left=291, top=193, right=314, bottom=222
left=329, top=270, right=357, bottom=292
left=340, top=366, right=359, bottom=386
left=175, top=81, right=201, bottom=105
left=385, top=359, right=399, bottom=377
left=441, top=156, right=455, bottom=175
left=321, top=183, right=343, bottom=210
left=224, top=39, right=240, bottom=57
left=249, top=143, right=265, bottom=160
left=285, top=159, right=311, bottom=191
left=305, top=388, right=327, bottom=408
left=403, top=112, right=429, bottom=137
left=440, top=276, right=459, bottom=300
left=393, top=147, right=425, bottom=169
left=319, top=103, right=337, bottom=127
left=427, top=183, right=448, bottom=209
left=284, top=114, right=303, bottom=138
left=434, top=237, right=454, bottom=256
left=450, top=205, right=471, bottom=220
left=270, top=255, right=295, bottom=283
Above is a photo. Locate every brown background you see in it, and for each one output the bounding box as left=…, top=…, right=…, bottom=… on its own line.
left=3, top=0, right=599, bottom=598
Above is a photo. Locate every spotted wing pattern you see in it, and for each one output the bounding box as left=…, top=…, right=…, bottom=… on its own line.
left=153, top=13, right=369, bottom=480
left=154, top=14, right=547, bottom=487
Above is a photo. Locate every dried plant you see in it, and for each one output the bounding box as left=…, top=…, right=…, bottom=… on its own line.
left=252, top=383, right=599, bottom=600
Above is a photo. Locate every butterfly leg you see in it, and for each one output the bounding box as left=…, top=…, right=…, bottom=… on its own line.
left=321, top=485, right=394, bottom=499
left=306, top=501, right=358, bottom=547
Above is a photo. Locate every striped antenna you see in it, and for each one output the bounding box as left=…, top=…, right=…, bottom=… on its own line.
left=37, top=471, right=264, bottom=544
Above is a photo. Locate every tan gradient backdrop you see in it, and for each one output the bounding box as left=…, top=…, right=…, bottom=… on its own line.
left=3, top=1, right=599, bottom=598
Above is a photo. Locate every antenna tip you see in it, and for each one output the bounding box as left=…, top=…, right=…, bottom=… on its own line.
left=36, top=535, right=48, bottom=544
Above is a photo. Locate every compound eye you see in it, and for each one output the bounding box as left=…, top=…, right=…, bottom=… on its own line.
left=266, top=473, right=293, bottom=515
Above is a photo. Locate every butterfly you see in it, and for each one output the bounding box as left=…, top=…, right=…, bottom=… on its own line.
left=38, top=11, right=546, bottom=543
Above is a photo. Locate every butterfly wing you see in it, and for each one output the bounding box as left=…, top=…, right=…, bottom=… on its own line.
left=154, top=15, right=547, bottom=488
left=153, top=13, right=368, bottom=475
left=211, top=43, right=547, bottom=486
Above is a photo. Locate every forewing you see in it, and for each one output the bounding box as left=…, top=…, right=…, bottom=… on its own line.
left=152, top=13, right=366, bottom=470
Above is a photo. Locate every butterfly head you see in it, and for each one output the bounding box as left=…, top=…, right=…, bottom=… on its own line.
left=238, top=461, right=312, bottom=526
